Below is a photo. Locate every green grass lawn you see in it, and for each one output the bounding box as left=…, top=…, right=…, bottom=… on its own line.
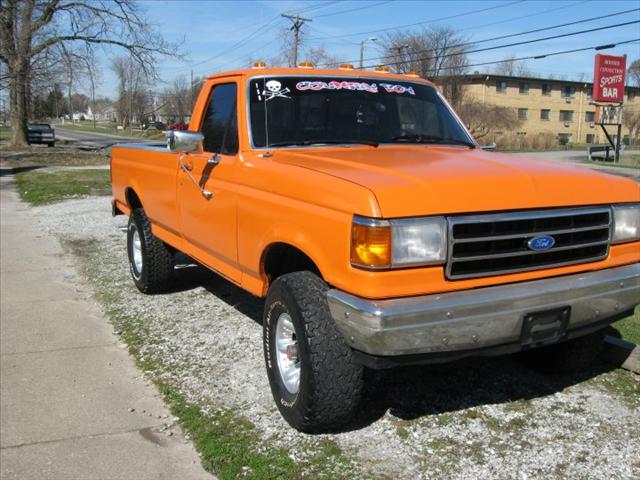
left=15, top=169, right=111, bottom=205
left=612, top=307, right=640, bottom=345
left=591, top=153, right=640, bottom=170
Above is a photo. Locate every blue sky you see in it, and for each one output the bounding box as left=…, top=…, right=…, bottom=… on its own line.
left=95, top=0, right=640, bottom=97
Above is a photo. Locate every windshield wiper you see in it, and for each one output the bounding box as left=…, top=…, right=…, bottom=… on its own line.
left=267, top=139, right=379, bottom=148
left=391, top=134, right=476, bottom=149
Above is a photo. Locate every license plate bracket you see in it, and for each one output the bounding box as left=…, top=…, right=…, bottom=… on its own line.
left=521, top=306, right=571, bottom=347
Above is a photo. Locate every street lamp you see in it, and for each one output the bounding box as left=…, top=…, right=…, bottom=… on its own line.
left=359, top=36, right=378, bottom=69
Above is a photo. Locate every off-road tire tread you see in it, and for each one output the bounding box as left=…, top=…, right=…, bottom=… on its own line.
left=129, top=208, right=173, bottom=294
left=266, top=272, right=363, bottom=433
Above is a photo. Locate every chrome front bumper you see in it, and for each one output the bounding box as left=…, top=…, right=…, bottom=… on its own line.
left=327, top=263, right=640, bottom=357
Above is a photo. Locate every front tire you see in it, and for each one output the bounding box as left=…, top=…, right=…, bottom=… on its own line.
left=127, top=208, right=174, bottom=294
left=263, top=271, right=363, bottom=433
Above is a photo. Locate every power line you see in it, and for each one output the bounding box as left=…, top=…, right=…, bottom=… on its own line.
left=284, top=1, right=344, bottom=16
left=339, top=19, right=640, bottom=68
left=372, top=38, right=640, bottom=73
left=315, top=0, right=393, bottom=19
left=307, top=0, right=526, bottom=41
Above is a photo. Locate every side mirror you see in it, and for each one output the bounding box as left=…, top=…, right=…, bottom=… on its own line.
left=480, top=142, right=496, bottom=151
left=165, top=130, right=204, bottom=154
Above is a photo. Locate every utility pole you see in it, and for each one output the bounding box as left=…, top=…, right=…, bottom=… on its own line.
left=282, top=14, right=312, bottom=67
left=393, top=43, right=409, bottom=72
left=359, top=37, right=378, bottom=69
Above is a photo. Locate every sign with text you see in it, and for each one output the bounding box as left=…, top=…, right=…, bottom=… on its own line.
left=592, top=54, right=626, bottom=103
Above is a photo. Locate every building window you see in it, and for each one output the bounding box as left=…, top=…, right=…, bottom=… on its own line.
left=519, top=82, right=529, bottom=94
left=585, top=111, right=595, bottom=123
left=558, top=133, right=572, bottom=145
left=586, top=134, right=595, bottom=144
left=496, top=81, right=507, bottom=93
left=587, top=87, right=593, bottom=98
left=628, top=90, right=636, bottom=100
left=518, top=108, right=528, bottom=120
left=542, top=84, right=552, bottom=95
left=562, top=86, right=575, bottom=98
left=559, top=110, right=574, bottom=122
left=540, top=109, right=550, bottom=121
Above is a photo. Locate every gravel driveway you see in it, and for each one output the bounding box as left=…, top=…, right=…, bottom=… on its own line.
left=32, top=196, right=640, bottom=479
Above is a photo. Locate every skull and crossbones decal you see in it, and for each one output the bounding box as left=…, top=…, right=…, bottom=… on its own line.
left=257, top=80, right=291, bottom=101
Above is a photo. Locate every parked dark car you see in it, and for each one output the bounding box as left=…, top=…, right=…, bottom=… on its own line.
left=27, top=123, right=55, bottom=147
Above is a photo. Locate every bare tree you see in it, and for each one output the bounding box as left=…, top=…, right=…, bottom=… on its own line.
left=456, top=101, right=523, bottom=140
left=303, top=46, right=344, bottom=67
left=110, top=55, right=153, bottom=128
left=623, top=110, right=640, bottom=145
left=160, top=76, right=192, bottom=124
left=627, top=58, right=640, bottom=87
left=380, top=26, right=471, bottom=107
left=0, top=0, right=178, bottom=146
left=494, top=54, right=532, bottom=77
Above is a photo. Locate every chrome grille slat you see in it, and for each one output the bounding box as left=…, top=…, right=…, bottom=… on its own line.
left=452, top=224, right=610, bottom=243
left=446, top=207, right=612, bottom=280
left=451, top=240, right=610, bottom=262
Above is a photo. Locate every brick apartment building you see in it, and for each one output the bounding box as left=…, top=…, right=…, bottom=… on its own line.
left=462, top=74, right=640, bottom=146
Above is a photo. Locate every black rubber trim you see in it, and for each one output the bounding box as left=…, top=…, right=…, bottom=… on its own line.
left=352, top=309, right=633, bottom=370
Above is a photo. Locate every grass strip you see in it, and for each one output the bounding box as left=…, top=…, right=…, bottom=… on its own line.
left=15, top=169, right=111, bottom=205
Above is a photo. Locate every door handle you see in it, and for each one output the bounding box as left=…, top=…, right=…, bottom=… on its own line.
left=178, top=154, right=213, bottom=200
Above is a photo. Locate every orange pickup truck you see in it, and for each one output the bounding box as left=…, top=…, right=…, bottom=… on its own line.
left=111, top=66, right=640, bottom=432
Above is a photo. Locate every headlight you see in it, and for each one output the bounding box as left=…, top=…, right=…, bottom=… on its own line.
left=351, top=216, right=447, bottom=269
left=612, top=204, right=640, bottom=244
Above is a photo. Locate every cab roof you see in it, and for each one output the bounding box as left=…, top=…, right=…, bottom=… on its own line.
left=207, top=67, right=435, bottom=86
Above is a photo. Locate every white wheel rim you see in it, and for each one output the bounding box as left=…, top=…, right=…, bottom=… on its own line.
left=131, top=228, right=143, bottom=277
left=275, top=312, right=300, bottom=394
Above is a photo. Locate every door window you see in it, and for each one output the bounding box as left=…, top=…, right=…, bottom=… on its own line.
left=201, top=83, right=238, bottom=154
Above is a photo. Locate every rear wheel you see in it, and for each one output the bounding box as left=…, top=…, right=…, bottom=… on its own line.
left=518, top=329, right=605, bottom=374
left=263, top=271, right=363, bottom=433
left=127, top=208, right=174, bottom=293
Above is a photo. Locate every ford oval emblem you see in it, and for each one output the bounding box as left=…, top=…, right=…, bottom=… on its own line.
left=528, top=235, right=556, bottom=251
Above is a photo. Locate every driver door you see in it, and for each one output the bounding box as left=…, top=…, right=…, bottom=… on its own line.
left=177, top=81, right=240, bottom=283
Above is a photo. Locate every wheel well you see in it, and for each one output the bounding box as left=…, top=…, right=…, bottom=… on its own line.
left=263, top=243, right=321, bottom=283
left=126, top=188, right=142, bottom=211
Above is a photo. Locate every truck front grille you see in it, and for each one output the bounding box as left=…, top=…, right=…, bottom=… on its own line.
left=446, top=207, right=611, bottom=279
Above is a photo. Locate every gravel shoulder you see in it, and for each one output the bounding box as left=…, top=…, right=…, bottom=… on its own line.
left=31, top=195, right=640, bottom=479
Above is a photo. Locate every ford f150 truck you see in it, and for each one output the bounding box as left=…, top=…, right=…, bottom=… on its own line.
left=111, top=65, right=640, bottom=433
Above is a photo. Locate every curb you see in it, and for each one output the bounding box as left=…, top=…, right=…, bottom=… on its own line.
left=601, top=335, right=640, bottom=374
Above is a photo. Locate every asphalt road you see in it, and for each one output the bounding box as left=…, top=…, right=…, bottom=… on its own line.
left=55, top=127, right=162, bottom=149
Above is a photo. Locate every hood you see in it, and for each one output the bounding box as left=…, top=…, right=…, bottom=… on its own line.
left=272, top=146, right=640, bottom=218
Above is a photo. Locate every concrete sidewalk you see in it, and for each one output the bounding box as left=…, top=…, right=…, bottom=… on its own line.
left=0, top=176, right=211, bottom=479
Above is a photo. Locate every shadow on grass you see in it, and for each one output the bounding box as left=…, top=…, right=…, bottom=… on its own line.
left=0, top=165, right=44, bottom=177
left=161, top=261, right=622, bottom=433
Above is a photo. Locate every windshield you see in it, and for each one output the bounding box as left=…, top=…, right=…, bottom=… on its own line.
left=248, top=76, right=474, bottom=148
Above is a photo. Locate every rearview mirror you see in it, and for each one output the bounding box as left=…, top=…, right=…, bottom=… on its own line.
left=165, top=130, right=204, bottom=154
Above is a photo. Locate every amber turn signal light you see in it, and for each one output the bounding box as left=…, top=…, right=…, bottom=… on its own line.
left=351, top=220, right=391, bottom=269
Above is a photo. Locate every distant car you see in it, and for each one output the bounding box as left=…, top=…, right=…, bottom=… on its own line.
left=27, top=123, right=55, bottom=147
left=167, top=122, right=188, bottom=131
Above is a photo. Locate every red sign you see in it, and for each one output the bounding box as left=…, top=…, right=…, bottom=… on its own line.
left=592, top=54, right=626, bottom=103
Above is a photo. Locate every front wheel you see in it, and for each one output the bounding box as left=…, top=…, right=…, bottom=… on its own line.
left=263, top=271, right=364, bottom=433
left=127, top=208, right=174, bottom=294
